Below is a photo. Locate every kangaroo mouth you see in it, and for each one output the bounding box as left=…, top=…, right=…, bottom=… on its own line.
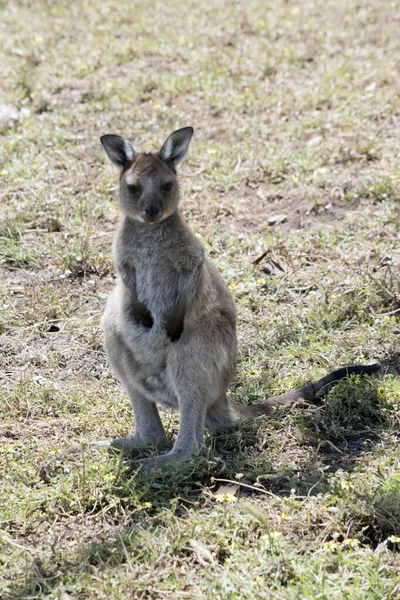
left=144, top=209, right=162, bottom=224
left=144, top=215, right=162, bottom=224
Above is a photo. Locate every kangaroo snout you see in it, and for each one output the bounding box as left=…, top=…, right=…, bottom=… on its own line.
left=144, top=202, right=162, bottom=223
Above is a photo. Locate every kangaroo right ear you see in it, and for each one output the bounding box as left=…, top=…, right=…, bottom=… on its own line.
left=100, top=135, right=136, bottom=170
left=160, top=127, right=194, bottom=167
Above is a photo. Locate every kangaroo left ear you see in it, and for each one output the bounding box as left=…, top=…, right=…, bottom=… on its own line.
left=160, top=127, right=194, bottom=167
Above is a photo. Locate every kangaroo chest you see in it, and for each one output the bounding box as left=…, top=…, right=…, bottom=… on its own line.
left=134, top=255, right=180, bottom=322
left=115, top=215, right=203, bottom=334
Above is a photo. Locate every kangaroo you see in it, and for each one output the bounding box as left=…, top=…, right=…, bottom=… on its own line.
left=99, top=127, right=256, bottom=470
left=98, top=127, right=388, bottom=470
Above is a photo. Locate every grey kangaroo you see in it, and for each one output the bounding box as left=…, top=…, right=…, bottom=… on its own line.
left=99, top=127, right=386, bottom=470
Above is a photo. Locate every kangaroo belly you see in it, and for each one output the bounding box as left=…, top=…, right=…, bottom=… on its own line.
left=141, top=372, right=178, bottom=409
left=102, top=285, right=179, bottom=410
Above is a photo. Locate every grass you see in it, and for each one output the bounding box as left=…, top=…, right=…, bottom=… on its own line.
left=1, top=0, right=400, bottom=597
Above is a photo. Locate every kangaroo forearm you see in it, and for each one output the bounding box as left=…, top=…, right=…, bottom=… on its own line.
left=119, top=265, right=154, bottom=328
left=130, top=298, right=154, bottom=329
left=165, top=301, right=186, bottom=342
left=164, top=266, right=202, bottom=342
left=118, top=262, right=137, bottom=295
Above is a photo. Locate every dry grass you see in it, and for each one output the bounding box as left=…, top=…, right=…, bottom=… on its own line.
left=1, top=0, right=400, bottom=598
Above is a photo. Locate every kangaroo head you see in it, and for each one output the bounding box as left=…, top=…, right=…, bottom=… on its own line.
left=100, top=127, right=193, bottom=224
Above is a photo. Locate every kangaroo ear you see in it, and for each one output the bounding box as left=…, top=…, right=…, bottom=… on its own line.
left=100, top=135, right=136, bottom=170
left=160, top=127, right=194, bottom=167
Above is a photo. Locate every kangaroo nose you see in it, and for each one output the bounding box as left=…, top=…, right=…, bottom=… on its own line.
left=145, top=205, right=161, bottom=219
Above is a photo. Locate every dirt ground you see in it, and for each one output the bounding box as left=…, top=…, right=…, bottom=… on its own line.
left=1, top=1, right=400, bottom=598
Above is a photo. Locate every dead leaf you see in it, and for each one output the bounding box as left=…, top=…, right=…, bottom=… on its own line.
left=214, top=483, right=239, bottom=502
left=252, top=249, right=270, bottom=265
left=188, top=539, right=215, bottom=565
left=307, top=135, right=323, bottom=147
left=302, top=428, right=325, bottom=443
left=268, top=214, right=287, bottom=226
left=301, top=428, right=343, bottom=454
left=263, top=257, right=287, bottom=277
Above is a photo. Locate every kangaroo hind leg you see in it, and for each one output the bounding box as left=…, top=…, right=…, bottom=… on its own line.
left=103, top=328, right=170, bottom=453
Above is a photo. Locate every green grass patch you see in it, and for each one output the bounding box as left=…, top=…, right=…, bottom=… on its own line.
left=1, top=0, right=400, bottom=597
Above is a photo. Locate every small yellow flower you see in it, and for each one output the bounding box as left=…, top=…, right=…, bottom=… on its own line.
left=249, top=369, right=261, bottom=377
left=215, top=493, right=237, bottom=504
left=340, top=480, right=352, bottom=490
left=342, top=538, right=360, bottom=548
left=323, top=540, right=339, bottom=552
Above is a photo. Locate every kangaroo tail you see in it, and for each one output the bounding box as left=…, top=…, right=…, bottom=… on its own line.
left=231, top=361, right=389, bottom=421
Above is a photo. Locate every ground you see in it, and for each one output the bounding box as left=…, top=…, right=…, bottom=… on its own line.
left=1, top=0, right=400, bottom=598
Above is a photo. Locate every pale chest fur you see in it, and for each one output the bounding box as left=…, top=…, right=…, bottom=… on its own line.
left=114, top=214, right=204, bottom=326
left=134, top=251, right=181, bottom=322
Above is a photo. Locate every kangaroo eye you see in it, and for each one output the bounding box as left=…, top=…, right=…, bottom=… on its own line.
left=162, top=181, right=173, bottom=192
left=128, top=184, right=140, bottom=194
